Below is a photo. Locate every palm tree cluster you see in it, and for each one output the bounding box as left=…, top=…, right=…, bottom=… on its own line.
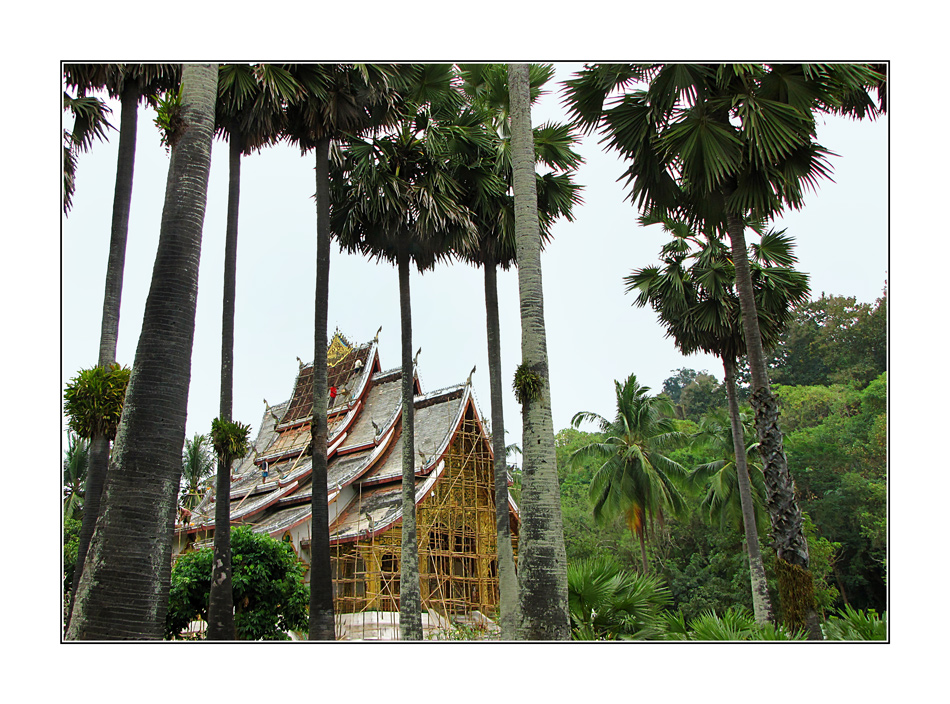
left=63, top=61, right=883, bottom=641
left=64, top=62, right=581, bottom=641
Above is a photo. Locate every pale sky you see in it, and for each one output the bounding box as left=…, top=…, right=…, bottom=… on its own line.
left=61, top=63, right=888, bottom=457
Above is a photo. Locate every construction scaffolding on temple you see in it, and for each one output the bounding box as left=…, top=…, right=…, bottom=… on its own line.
left=173, top=329, right=519, bottom=640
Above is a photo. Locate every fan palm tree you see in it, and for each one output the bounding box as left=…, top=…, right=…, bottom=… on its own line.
left=567, top=555, right=672, bottom=640
left=571, top=374, right=688, bottom=575
left=66, top=64, right=219, bottom=640
left=455, top=63, right=583, bottom=638
left=563, top=63, right=882, bottom=638
left=625, top=214, right=809, bottom=624
left=180, top=433, right=214, bottom=512
left=205, top=63, right=300, bottom=641
left=331, top=66, right=482, bottom=639
left=64, top=432, right=90, bottom=521
left=508, top=63, right=572, bottom=639
left=284, top=63, right=403, bottom=640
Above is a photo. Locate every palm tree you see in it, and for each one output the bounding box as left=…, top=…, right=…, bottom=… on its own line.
left=688, top=408, right=768, bottom=534
left=63, top=64, right=180, bottom=369
left=563, top=63, right=882, bottom=638
left=66, top=63, right=219, bottom=640
left=567, top=555, right=672, bottom=640
left=64, top=432, right=90, bottom=521
left=205, top=63, right=300, bottom=642
left=62, top=63, right=179, bottom=634
left=508, top=63, right=571, bottom=640
left=625, top=214, right=809, bottom=624
left=331, top=66, right=481, bottom=639
left=180, top=433, right=214, bottom=512
left=455, top=63, right=583, bottom=639
left=571, top=374, right=688, bottom=575
left=284, top=63, right=402, bottom=640
left=62, top=363, right=131, bottom=619
left=63, top=91, right=113, bottom=215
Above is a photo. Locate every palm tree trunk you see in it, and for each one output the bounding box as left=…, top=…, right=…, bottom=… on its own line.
left=97, top=81, right=140, bottom=368
left=66, top=63, right=218, bottom=640
left=397, top=241, right=423, bottom=640
left=207, top=128, right=242, bottom=641
left=67, top=82, right=142, bottom=632
left=483, top=255, right=520, bottom=639
left=722, top=196, right=821, bottom=639
left=65, top=432, right=109, bottom=630
left=508, top=63, right=570, bottom=641
left=722, top=357, right=773, bottom=625
left=309, top=136, right=336, bottom=640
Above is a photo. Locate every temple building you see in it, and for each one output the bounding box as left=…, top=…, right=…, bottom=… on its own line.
left=173, top=331, right=519, bottom=639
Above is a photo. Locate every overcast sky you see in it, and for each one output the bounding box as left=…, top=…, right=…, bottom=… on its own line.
left=61, top=63, right=888, bottom=457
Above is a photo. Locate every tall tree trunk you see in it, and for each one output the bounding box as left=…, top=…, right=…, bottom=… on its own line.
left=66, top=82, right=141, bottom=630
left=483, top=256, right=520, bottom=639
left=66, top=63, right=218, bottom=640
left=309, top=136, right=336, bottom=640
left=207, top=128, right=242, bottom=641
left=97, top=81, right=140, bottom=367
left=722, top=357, right=773, bottom=625
left=508, top=63, right=570, bottom=641
left=722, top=195, right=822, bottom=639
left=397, top=242, right=423, bottom=640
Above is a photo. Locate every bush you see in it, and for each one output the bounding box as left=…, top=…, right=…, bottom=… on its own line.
left=822, top=605, right=887, bottom=640
left=166, top=527, right=309, bottom=640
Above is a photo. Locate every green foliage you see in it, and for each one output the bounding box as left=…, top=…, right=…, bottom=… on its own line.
left=765, top=288, right=887, bottom=388
left=783, top=373, right=887, bottom=611
left=512, top=363, right=544, bottom=405
left=662, top=368, right=699, bottom=404
left=165, top=527, right=309, bottom=640
left=154, top=86, right=183, bottom=152
left=567, top=556, right=673, bottom=640
left=659, top=509, right=759, bottom=622
left=662, top=606, right=805, bottom=641
left=571, top=374, right=688, bottom=548
left=63, top=364, right=131, bottom=440
left=63, top=432, right=89, bottom=520
left=180, top=433, right=214, bottom=510
left=63, top=517, right=81, bottom=594
left=210, top=417, right=251, bottom=460
left=822, top=605, right=887, bottom=640
left=678, top=372, right=726, bottom=423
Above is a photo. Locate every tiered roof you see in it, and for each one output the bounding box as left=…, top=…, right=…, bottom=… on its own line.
left=176, top=331, right=506, bottom=548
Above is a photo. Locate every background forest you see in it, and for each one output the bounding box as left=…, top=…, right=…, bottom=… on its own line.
left=533, top=287, right=887, bottom=630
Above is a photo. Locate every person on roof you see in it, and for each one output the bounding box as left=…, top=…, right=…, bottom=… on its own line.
left=329, top=385, right=338, bottom=407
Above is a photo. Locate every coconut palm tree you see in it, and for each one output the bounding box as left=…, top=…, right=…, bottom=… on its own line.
left=508, top=62, right=571, bottom=640
left=64, top=432, right=90, bottom=521
left=66, top=64, right=219, bottom=640
left=454, top=63, right=583, bottom=638
left=563, top=62, right=882, bottom=638
left=571, top=374, right=688, bottom=575
left=688, top=408, right=767, bottom=533
left=331, top=67, right=484, bottom=639
left=180, top=433, right=214, bottom=512
left=625, top=214, right=809, bottom=624
left=284, top=63, right=403, bottom=640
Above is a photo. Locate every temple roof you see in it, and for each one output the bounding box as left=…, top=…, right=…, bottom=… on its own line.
left=176, top=331, right=509, bottom=546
